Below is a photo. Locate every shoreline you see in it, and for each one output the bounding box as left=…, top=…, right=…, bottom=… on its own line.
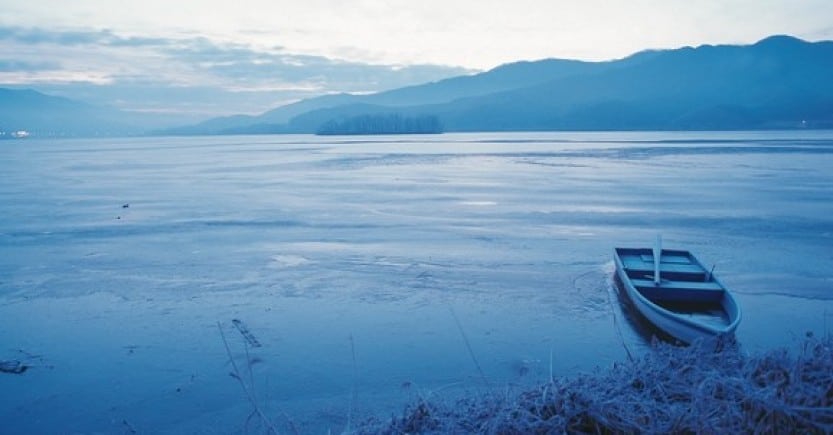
left=354, top=336, right=833, bottom=433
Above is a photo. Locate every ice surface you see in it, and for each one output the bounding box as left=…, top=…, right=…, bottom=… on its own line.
left=1, top=131, right=832, bottom=433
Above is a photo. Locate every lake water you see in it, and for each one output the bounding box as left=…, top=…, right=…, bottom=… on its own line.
left=1, top=131, right=832, bottom=433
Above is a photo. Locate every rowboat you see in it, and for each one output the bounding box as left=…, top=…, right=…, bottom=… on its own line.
left=613, top=239, right=741, bottom=344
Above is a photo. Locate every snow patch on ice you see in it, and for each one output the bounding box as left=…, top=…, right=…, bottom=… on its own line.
left=270, top=254, right=311, bottom=268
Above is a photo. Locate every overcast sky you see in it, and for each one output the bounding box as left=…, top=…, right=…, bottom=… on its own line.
left=2, top=0, right=832, bottom=118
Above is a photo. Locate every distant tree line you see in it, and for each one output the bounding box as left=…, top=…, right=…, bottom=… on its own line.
left=316, top=113, right=443, bottom=135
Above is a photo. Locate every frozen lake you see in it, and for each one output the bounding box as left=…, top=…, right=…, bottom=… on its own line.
left=2, top=131, right=832, bottom=433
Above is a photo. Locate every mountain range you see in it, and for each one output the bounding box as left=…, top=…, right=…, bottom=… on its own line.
left=4, top=35, right=833, bottom=137
left=164, top=35, right=833, bottom=134
left=0, top=88, right=192, bottom=137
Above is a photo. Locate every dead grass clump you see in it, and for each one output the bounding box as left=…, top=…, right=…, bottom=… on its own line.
left=356, top=336, right=833, bottom=434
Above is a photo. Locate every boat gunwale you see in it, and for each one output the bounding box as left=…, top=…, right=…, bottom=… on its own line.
left=613, top=247, right=742, bottom=342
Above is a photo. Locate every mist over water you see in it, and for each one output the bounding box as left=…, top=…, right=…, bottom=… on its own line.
left=1, top=131, right=832, bottom=433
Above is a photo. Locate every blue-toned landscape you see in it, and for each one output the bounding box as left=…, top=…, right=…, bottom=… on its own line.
left=2, top=132, right=832, bottom=433
left=3, top=1, right=833, bottom=433
left=4, top=35, right=833, bottom=138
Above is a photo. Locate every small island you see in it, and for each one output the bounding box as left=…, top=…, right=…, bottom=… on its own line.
left=316, top=113, right=443, bottom=135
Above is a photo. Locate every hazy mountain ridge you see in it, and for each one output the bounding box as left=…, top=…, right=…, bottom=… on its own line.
left=164, top=58, right=600, bottom=135
left=0, top=88, right=104, bottom=136
left=4, top=35, right=832, bottom=137
left=187, top=35, right=833, bottom=134
left=432, top=35, right=833, bottom=131
left=0, top=88, right=192, bottom=137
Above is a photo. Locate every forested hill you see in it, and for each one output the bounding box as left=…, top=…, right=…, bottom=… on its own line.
left=9, top=35, right=833, bottom=137
left=169, top=35, right=833, bottom=134
left=434, top=35, right=833, bottom=131
left=316, top=114, right=442, bottom=135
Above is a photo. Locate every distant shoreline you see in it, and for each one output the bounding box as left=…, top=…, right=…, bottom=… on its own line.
left=7, top=127, right=833, bottom=140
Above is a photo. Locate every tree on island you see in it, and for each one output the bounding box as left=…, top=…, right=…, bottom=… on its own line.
left=316, top=113, right=443, bottom=135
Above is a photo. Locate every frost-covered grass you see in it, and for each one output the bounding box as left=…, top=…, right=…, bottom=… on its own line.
left=356, top=335, right=833, bottom=434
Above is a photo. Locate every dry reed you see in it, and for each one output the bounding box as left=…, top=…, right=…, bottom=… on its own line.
left=355, top=335, right=833, bottom=434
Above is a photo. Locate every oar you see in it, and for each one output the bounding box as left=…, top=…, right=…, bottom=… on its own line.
left=653, top=234, right=662, bottom=286
left=705, top=264, right=716, bottom=282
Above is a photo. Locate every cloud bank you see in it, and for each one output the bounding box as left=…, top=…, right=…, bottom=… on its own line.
left=3, top=0, right=833, bottom=120
left=0, top=25, right=472, bottom=118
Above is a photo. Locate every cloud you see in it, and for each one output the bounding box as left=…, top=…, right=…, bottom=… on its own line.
left=158, top=35, right=472, bottom=92
left=168, top=42, right=470, bottom=93
left=0, top=25, right=170, bottom=47
left=0, top=59, right=60, bottom=72
left=0, top=25, right=472, bottom=117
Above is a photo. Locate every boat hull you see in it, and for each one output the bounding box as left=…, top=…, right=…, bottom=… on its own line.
left=614, top=247, right=741, bottom=344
